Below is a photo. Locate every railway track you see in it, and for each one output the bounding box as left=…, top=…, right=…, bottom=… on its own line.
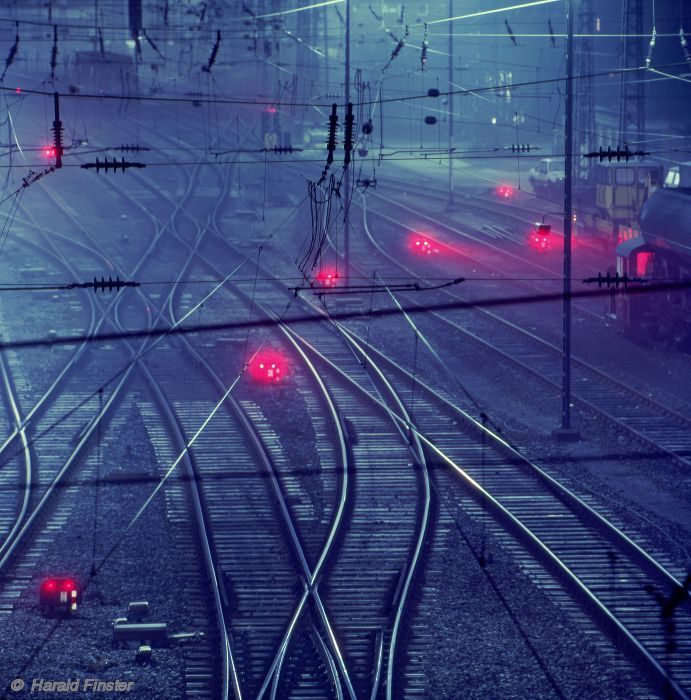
left=354, top=192, right=691, bottom=470
left=199, top=144, right=691, bottom=696
left=106, top=113, right=431, bottom=698
left=5, top=94, right=687, bottom=700
left=285, top=316, right=691, bottom=699
left=0, top=120, right=232, bottom=697
left=375, top=169, right=598, bottom=252
left=192, top=212, right=691, bottom=699
left=127, top=121, right=687, bottom=698
left=147, top=105, right=691, bottom=697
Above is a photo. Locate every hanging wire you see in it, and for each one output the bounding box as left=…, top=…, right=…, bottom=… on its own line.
left=90, top=388, right=103, bottom=577
left=409, top=330, right=419, bottom=444
left=241, top=246, right=262, bottom=370
left=363, top=270, right=376, bottom=369
left=0, top=187, right=24, bottom=261
left=0, top=21, right=19, bottom=82
left=479, top=412, right=488, bottom=568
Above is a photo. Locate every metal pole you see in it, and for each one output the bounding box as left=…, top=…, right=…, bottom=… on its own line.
left=93, top=0, right=98, bottom=51
left=343, top=0, right=351, bottom=283
left=554, top=0, right=579, bottom=441
left=447, top=0, right=454, bottom=207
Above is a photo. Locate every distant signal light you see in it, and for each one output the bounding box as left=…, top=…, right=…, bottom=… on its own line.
left=496, top=185, right=514, bottom=199
left=411, top=234, right=439, bottom=255
left=249, top=351, right=286, bottom=384
left=40, top=577, right=80, bottom=615
left=44, top=147, right=56, bottom=157
left=529, top=223, right=551, bottom=251
left=316, top=270, right=338, bottom=287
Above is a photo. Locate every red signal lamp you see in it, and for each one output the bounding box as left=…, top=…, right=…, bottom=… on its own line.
left=44, top=147, right=56, bottom=157
left=411, top=235, right=438, bottom=255
left=249, top=351, right=286, bottom=383
left=316, top=270, right=338, bottom=287
left=496, top=184, right=514, bottom=198
left=529, top=223, right=551, bottom=250
left=40, top=577, right=80, bottom=614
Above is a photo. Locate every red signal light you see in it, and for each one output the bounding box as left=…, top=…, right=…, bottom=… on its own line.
left=44, top=147, right=56, bottom=157
left=410, top=234, right=439, bottom=255
left=496, top=185, right=514, bottom=199
left=249, top=351, right=287, bottom=383
left=15, top=87, right=21, bottom=94
left=316, top=270, right=338, bottom=287
left=40, top=576, right=80, bottom=615
left=528, top=223, right=551, bottom=251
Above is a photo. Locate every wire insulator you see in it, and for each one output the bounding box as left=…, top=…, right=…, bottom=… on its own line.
left=344, top=102, right=354, bottom=166
left=421, top=23, right=429, bottom=71
left=681, top=28, right=691, bottom=65
left=645, top=26, right=657, bottom=68
left=89, top=276, right=139, bottom=293
left=80, top=158, right=146, bottom=173
left=326, top=103, right=338, bottom=167
left=51, top=92, right=64, bottom=169
left=583, top=271, right=645, bottom=289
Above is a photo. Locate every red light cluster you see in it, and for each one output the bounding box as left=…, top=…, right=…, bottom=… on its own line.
left=249, top=351, right=286, bottom=383
left=42, top=578, right=76, bottom=592
left=316, top=270, right=338, bottom=287
left=44, top=147, right=56, bottom=157
left=411, top=235, right=439, bottom=255
left=496, top=185, right=514, bottom=199
left=528, top=223, right=551, bottom=251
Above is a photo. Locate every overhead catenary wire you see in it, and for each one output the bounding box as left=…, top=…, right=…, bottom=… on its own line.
left=0, top=280, right=689, bottom=353
left=1, top=61, right=688, bottom=109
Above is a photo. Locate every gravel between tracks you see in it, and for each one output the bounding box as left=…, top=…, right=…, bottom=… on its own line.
left=0, top=401, right=194, bottom=700
left=426, top=512, right=645, bottom=700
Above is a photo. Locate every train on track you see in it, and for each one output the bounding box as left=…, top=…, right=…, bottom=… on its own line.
left=614, top=162, right=691, bottom=350
left=577, top=159, right=665, bottom=246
